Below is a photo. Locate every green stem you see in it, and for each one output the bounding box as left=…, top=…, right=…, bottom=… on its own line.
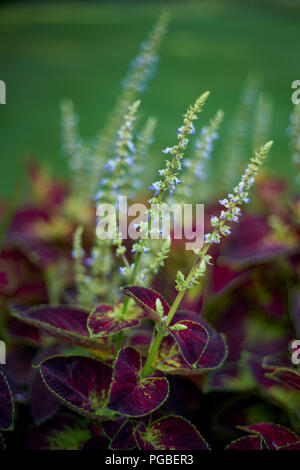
left=114, top=252, right=142, bottom=353
left=114, top=330, right=124, bottom=357
left=121, top=252, right=141, bottom=315
left=142, top=325, right=165, bottom=376
left=141, top=248, right=209, bottom=377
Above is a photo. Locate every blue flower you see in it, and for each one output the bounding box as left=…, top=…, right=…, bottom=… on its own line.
left=219, top=198, right=229, bottom=207
left=222, top=226, right=231, bottom=236
left=149, top=181, right=161, bottom=196
left=94, top=190, right=103, bottom=201
left=127, top=140, right=136, bottom=153
left=125, top=156, right=135, bottom=167
left=189, top=123, right=196, bottom=135
left=210, top=216, right=219, bottom=226
left=105, top=159, right=118, bottom=172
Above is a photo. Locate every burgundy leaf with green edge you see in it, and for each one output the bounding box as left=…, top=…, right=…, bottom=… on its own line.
left=191, top=332, right=227, bottom=370
left=157, top=313, right=227, bottom=375
left=39, top=355, right=113, bottom=419
left=30, top=367, right=60, bottom=425
left=88, top=304, right=145, bottom=338
left=175, top=313, right=227, bottom=368
left=166, top=320, right=209, bottom=366
left=29, top=347, right=62, bottom=425
left=11, top=305, right=110, bottom=351
left=108, top=347, right=169, bottom=417
left=239, top=423, right=300, bottom=450
left=135, top=416, right=210, bottom=450
left=266, top=367, right=300, bottom=392
left=121, top=286, right=170, bottom=322
left=8, top=317, right=42, bottom=346
left=102, top=417, right=127, bottom=440
left=0, top=370, right=14, bottom=430
left=226, top=435, right=263, bottom=450
left=110, top=421, right=136, bottom=450
left=135, top=433, right=156, bottom=450
left=278, top=441, right=300, bottom=450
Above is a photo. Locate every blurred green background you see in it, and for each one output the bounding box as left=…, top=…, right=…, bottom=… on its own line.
left=0, top=0, right=300, bottom=197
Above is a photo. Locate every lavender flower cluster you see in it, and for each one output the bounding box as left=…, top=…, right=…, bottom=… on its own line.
left=204, top=141, right=273, bottom=244
left=94, top=100, right=140, bottom=205
left=148, top=92, right=210, bottom=201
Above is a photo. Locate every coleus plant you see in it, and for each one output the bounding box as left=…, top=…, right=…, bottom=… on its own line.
left=1, top=13, right=300, bottom=452
left=5, top=92, right=273, bottom=450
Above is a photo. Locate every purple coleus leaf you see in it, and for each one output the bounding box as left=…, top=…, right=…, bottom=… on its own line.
left=238, top=423, right=300, bottom=450
left=210, top=263, right=250, bottom=296
left=121, top=286, right=170, bottom=322
left=135, top=416, right=210, bottom=450
left=110, top=421, right=137, bottom=450
left=266, top=367, right=300, bottom=392
left=29, top=347, right=62, bottom=425
left=30, top=367, right=61, bottom=425
left=38, top=355, right=113, bottom=419
left=166, top=320, right=209, bottom=366
left=277, top=441, right=300, bottom=450
left=157, top=313, right=227, bottom=374
left=0, top=370, right=14, bottom=430
left=8, top=317, right=42, bottom=346
left=158, top=336, right=227, bottom=375
left=221, top=214, right=299, bottom=267
left=108, top=347, right=169, bottom=417
left=226, top=435, right=263, bottom=450
left=88, top=304, right=145, bottom=338
left=102, top=417, right=127, bottom=440
left=11, top=305, right=110, bottom=352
